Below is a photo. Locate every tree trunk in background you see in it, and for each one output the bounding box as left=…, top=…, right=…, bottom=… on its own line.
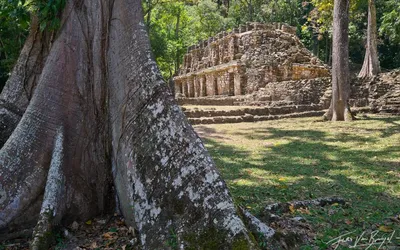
left=324, top=0, right=353, bottom=121
left=0, top=16, right=53, bottom=147
left=0, top=0, right=255, bottom=249
left=312, top=32, right=319, bottom=57
left=325, top=33, right=329, bottom=64
left=358, top=0, right=380, bottom=78
left=174, top=10, right=181, bottom=76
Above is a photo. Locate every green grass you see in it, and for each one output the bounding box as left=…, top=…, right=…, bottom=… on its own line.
left=194, top=114, right=400, bottom=249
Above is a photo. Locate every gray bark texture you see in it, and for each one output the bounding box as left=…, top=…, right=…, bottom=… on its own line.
left=358, top=0, right=380, bottom=78
left=324, top=0, right=353, bottom=121
left=0, top=0, right=255, bottom=249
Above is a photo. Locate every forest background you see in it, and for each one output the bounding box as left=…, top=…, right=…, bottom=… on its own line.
left=0, top=0, right=399, bottom=88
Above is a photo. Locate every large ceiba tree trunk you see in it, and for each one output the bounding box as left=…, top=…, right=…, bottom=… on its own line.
left=0, top=1, right=255, bottom=249
left=358, top=0, right=380, bottom=78
left=324, top=0, right=353, bottom=121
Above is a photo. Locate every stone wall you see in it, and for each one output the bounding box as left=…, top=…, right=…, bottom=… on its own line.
left=352, top=70, right=400, bottom=113
left=174, top=22, right=330, bottom=98
left=248, top=77, right=331, bottom=105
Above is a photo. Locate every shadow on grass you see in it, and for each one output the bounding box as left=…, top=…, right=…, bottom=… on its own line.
left=198, top=116, right=400, bottom=245
left=205, top=137, right=399, bottom=203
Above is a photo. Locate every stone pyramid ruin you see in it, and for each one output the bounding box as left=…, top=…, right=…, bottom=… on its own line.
left=172, top=22, right=399, bottom=124
left=173, top=22, right=330, bottom=100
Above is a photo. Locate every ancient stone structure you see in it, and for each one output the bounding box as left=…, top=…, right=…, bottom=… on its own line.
left=173, top=22, right=330, bottom=98
left=351, top=69, right=400, bottom=114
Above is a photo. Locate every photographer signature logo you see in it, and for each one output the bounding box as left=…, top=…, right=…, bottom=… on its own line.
left=327, top=230, right=399, bottom=249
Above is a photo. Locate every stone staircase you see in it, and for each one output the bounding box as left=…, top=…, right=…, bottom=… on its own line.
left=367, top=70, right=400, bottom=114
left=183, top=104, right=324, bottom=124
left=375, top=85, right=400, bottom=114
left=177, top=70, right=400, bottom=124
left=187, top=110, right=325, bottom=125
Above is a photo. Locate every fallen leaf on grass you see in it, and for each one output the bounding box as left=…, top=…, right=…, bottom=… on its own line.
left=128, top=226, right=136, bottom=236
left=297, top=208, right=311, bottom=215
left=102, top=232, right=118, bottom=240
left=289, top=204, right=295, bottom=213
left=117, top=219, right=125, bottom=226
left=378, top=225, right=393, bottom=232
left=90, top=242, right=98, bottom=249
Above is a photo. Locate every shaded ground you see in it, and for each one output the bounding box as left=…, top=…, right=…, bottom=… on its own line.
left=0, top=216, right=138, bottom=250
left=195, top=114, right=400, bottom=249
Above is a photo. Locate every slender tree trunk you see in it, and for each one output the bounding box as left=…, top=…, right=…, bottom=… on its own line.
left=174, top=10, right=181, bottom=75
left=329, top=37, right=333, bottom=66
left=325, top=32, right=329, bottom=64
left=0, top=0, right=255, bottom=249
left=324, top=0, right=353, bottom=121
left=312, top=32, right=319, bottom=57
left=358, top=0, right=380, bottom=78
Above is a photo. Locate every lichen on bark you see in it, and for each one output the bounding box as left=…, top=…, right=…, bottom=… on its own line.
left=0, top=0, right=256, bottom=248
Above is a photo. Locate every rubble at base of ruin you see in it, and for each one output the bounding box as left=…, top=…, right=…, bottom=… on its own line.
left=173, top=22, right=330, bottom=99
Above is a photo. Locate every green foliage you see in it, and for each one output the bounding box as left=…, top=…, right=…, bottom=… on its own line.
left=165, top=228, right=178, bottom=249
left=379, top=0, right=400, bottom=44
left=148, top=1, right=192, bottom=79
left=0, top=0, right=29, bottom=88
left=147, top=0, right=233, bottom=79
left=260, top=0, right=302, bottom=26
left=36, top=0, right=66, bottom=31
left=189, top=0, right=233, bottom=39
left=0, top=0, right=65, bottom=89
left=22, top=0, right=66, bottom=31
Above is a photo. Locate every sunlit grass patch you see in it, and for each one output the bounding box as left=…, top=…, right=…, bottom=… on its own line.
left=194, top=114, right=400, bottom=249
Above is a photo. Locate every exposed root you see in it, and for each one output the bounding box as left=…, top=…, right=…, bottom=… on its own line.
left=239, top=206, right=279, bottom=249
left=264, top=197, right=346, bottom=215
left=239, top=206, right=275, bottom=240
left=30, top=129, right=66, bottom=250
left=0, top=101, right=23, bottom=147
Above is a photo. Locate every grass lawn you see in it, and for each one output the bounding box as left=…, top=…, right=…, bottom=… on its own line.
left=194, top=114, right=400, bottom=249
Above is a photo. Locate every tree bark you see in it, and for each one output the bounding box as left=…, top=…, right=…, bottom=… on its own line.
left=312, top=32, right=319, bottom=57
left=0, top=0, right=255, bottom=249
left=0, top=16, right=53, bottom=147
left=324, top=0, right=353, bottom=121
left=358, top=0, right=380, bottom=78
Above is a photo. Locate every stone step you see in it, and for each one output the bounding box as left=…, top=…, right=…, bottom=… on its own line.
left=386, top=99, right=400, bottom=105
left=184, top=105, right=323, bottom=118
left=188, top=110, right=325, bottom=125
left=176, top=96, right=244, bottom=106
left=378, top=105, right=400, bottom=114
left=233, top=101, right=295, bottom=106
